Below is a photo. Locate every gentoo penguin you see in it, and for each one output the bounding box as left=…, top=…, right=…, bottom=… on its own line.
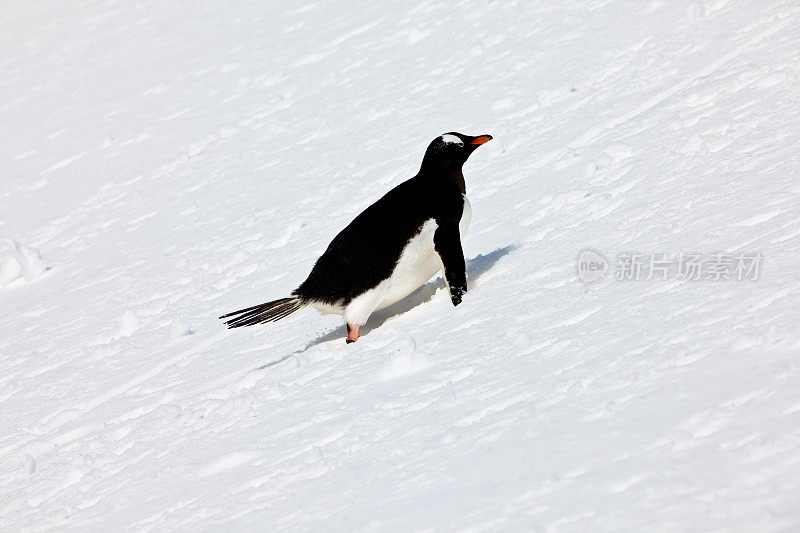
left=220, top=132, right=492, bottom=343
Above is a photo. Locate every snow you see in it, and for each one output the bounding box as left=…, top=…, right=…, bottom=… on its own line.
left=0, top=239, right=47, bottom=288
left=2, top=0, right=800, bottom=530
left=376, top=336, right=430, bottom=380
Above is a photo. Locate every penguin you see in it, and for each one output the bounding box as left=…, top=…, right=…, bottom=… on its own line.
left=220, top=132, right=492, bottom=343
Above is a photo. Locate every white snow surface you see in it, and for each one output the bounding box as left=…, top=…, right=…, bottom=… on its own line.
left=2, top=1, right=800, bottom=530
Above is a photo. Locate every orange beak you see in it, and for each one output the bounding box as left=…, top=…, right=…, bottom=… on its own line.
left=470, top=135, right=493, bottom=145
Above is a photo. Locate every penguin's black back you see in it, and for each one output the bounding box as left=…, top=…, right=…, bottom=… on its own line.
left=293, top=174, right=464, bottom=305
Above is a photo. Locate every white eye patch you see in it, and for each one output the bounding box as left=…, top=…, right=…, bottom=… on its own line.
left=440, top=134, right=463, bottom=147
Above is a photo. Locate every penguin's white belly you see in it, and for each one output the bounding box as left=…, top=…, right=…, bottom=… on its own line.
left=375, top=195, right=472, bottom=311
left=374, top=219, right=441, bottom=311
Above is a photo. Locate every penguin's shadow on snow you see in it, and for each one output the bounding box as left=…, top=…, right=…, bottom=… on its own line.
left=303, top=244, right=517, bottom=348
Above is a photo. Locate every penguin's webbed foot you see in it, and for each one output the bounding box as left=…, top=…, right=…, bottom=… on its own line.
left=346, top=323, right=360, bottom=343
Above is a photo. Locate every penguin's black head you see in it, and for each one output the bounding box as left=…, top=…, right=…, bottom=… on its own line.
left=420, top=132, right=492, bottom=193
left=421, top=132, right=493, bottom=173
left=426, top=132, right=493, bottom=164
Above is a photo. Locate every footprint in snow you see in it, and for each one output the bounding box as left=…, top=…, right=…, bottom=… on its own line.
left=377, top=336, right=430, bottom=380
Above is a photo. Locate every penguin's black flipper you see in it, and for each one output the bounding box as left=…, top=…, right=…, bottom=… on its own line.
left=220, top=297, right=303, bottom=328
left=433, top=223, right=467, bottom=306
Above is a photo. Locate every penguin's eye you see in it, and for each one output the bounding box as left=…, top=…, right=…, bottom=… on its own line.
left=440, top=134, right=464, bottom=147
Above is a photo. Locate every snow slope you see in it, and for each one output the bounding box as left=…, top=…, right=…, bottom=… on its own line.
left=2, top=0, right=800, bottom=530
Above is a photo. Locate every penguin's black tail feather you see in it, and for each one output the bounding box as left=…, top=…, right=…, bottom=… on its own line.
left=220, top=296, right=304, bottom=328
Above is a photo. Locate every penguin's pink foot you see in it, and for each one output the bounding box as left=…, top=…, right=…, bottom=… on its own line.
left=346, top=324, right=360, bottom=344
